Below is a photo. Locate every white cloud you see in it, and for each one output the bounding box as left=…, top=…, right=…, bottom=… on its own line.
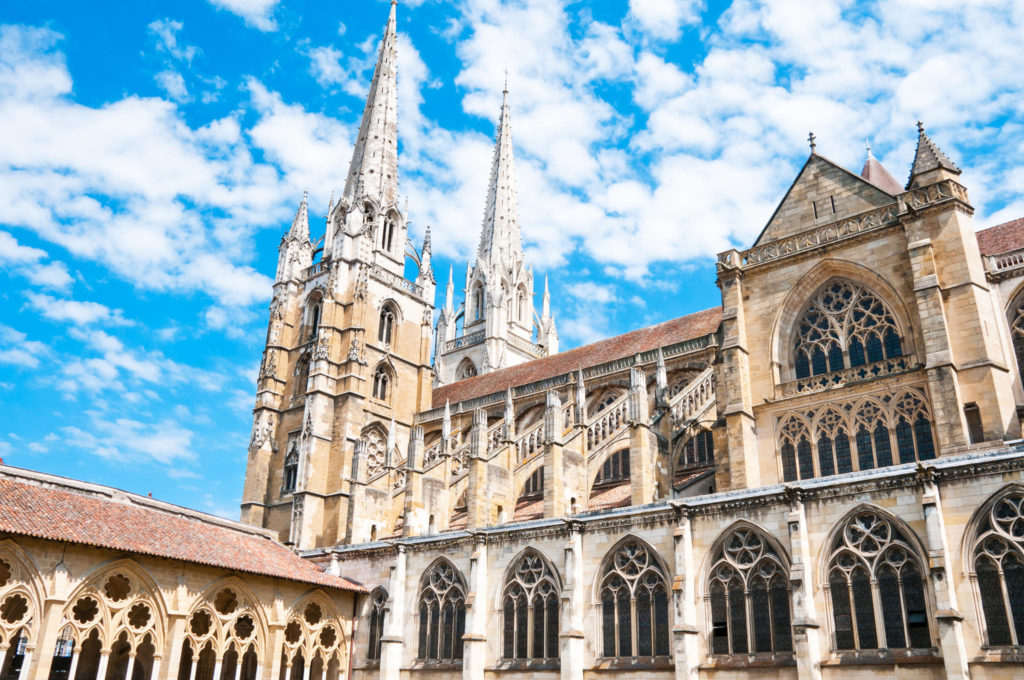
left=23, top=260, right=72, bottom=291
left=155, top=69, right=189, bottom=101
left=147, top=19, right=197, bottom=64
left=0, top=325, right=49, bottom=369
left=61, top=418, right=196, bottom=465
left=628, top=0, right=704, bottom=41
left=567, top=281, right=617, bottom=304
left=207, top=0, right=279, bottom=31
left=0, top=230, right=45, bottom=263
left=307, top=46, right=347, bottom=88
left=25, top=293, right=131, bottom=327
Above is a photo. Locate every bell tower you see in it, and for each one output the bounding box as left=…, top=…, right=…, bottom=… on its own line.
left=240, top=1, right=436, bottom=549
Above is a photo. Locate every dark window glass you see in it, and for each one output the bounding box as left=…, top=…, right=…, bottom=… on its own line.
left=811, top=348, right=828, bottom=376
left=795, top=352, right=810, bottom=379
left=515, top=597, right=528, bottom=658
left=797, top=438, right=814, bottom=480
left=849, top=338, right=866, bottom=367
left=710, top=582, right=729, bottom=654
left=878, top=564, right=906, bottom=648
left=827, top=344, right=844, bottom=372
left=1004, top=554, right=1024, bottom=646
left=883, top=329, right=902, bottom=358
left=835, top=432, right=853, bottom=473
left=502, top=597, right=514, bottom=659
left=818, top=435, right=835, bottom=477
left=851, top=567, right=877, bottom=649
left=454, top=605, right=466, bottom=659
left=895, top=419, right=916, bottom=464
left=830, top=573, right=854, bottom=649
left=977, top=557, right=1011, bottom=645
left=654, top=587, right=670, bottom=656
left=601, top=592, right=616, bottom=657
left=636, top=589, right=652, bottom=656
left=729, top=580, right=748, bottom=654
left=616, top=589, right=632, bottom=657
left=418, top=603, right=428, bottom=659
left=914, top=415, right=936, bottom=461
left=752, top=580, right=773, bottom=653
left=770, top=578, right=793, bottom=652
left=545, top=596, right=559, bottom=659
left=965, top=404, right=984, bottom=444
left=902, top=565, right=930, bottom=648
left=866, top=333, right=884, bottom=363
left=856, top=427, right=874, bottom=471
left=441, top=603, right=453, bottom=660
left=873, top=423, right=893, bottom=467
left=781, top=443, right=797, bottom=482
left=532, top=598, right=544, bottom=659
left=427, top=602, right=439, bottom=659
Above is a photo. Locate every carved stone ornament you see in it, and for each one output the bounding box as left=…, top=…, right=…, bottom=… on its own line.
left=269, top=296, right=285, bottom=321
left=259, top=351, right=277, bottom=380
left=302, top=409, right=314, bottom=439
left=291, top=495, right=304, bottom=520
left=249, top=412, right=275, bottom=451
left=422, top=306, right=433, bottom=326
left=312, top=330, right=330, bottom=361
left=348, top=337, right=368, bottom=366
left=354, top=265, right=369, bottom=301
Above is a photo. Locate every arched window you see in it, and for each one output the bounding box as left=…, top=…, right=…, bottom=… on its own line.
left=501, top=551, right=560, bottom=661
left=373, top=366, right=391, bottom=402
left=520, top=468, right=543, bottom=498
left=708, top=527, right=792, bottom=656
left=599, top=539, right=670, bottom=659
left=892, top=391, right=935, bottom=464
left=307, top=303, right=321, bottom=342
left=282, top=443, right=298, bottom=493
left=367, top=589, right=387, bottom=661
left=379, top=305, right=396, bottom=346
left=814, top=407, right=852, bottom=477
left=971, top=490, right=1024, bottom=646
left=516, top=288, right=526, bottom=322
left=679, top=429, right=714, bottom=469
left=594, top=449, right=630, bottom=487
left=793, top=280, right=903, bottom=379
left=380, top=212, right=397, bottom=251
left=778, top=415, right=812, bottom=482
left=826, top=511, right=931, bottom=652
left=417, top=561, right=467, bottom=662
left=456, top=359, right=477, bottom=380
left=294, top=355, right=310, bottom=397
left=472, top=285, right=484, bottom=322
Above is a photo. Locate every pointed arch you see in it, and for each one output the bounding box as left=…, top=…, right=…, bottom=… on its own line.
left=371, top=362, right=394, bottom=403
left=293, top=352, right=311, bottom=397
left=594, top=535, right=671, bottom=659
left=0, top=539, right=44, bottom=651
left=377, top=300, right=401, bottom=347
left=186, top=576, right=270, bottom=660
left=769, top=259, right=915, bottom=383
left=591, top=448, right=631, bottom=489
left=415, top=558, right=467, bottom=661
left=303, top=290, right=325, bottom=343
left=365, top=587, right=388, bottom=662
left=455, top=357, right=477, bottom=381
left=497, top=548, right=561, bottom=661
left=279, top=589, right=348, bottom=675
left=358, top=421, right=392, bottom=480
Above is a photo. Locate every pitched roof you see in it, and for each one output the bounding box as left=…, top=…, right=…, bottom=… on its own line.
left=431, top=307, right=722, bottom=408
left=859, top=151, right=903, bottom=195
left=977, top=217, right=1024, bottom=256
left=586, top=481, right=631, bottom=512
left=0, top=466, right=364, bottom=592
left=908, top=126, right=960, bottom=188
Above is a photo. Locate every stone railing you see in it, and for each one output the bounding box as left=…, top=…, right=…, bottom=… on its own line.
left=445, top=330, right=485, bottom=351
left=423, top=429, right=462, bottom=471
left=669, top=366, right=716, bottom=429
left=486, top=421, right=504, bottom=454
left=515, top=421, right=544, bottom=464
left=985, top=247, right=1024, bottom=280
left=508, top=333, right=546, bottom=358
left=450, top=443, right=468, bottom=479
left=368, top=263, right=425, bottom=299
left=304, top=260, right=328, bottom=278
left=586, top=393, right=629, bottom=450
left=776, top=355, right=918, bottom=398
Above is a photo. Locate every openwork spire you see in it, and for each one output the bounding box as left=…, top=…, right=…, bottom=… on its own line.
left=477, top=86, right=522, bottom=271
left=342, top=2, right=399, bottom=206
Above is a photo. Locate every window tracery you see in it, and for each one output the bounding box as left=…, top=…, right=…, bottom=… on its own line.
left=793, top=280, right=903, bottom=379
left=416, top=561, right=466, bottom=662
left=378, top=305, right=396, bottom=346
left=0, top=549, right=37, bottom=680
left=501, top=551, right=559, bottom=662
left=826, top=511, right=931, bottom=652
left=519, top=468, right=543, bottom=499
left=282, top=443, right=298, bottom=493
left=178, top=586, right=261, bottom=680
left=679, top=429, right=714, bottom=469
left=776, top=389, right=935, bottom=481
left=707, top=527, right=792, bottom=656
left=971, top=490, right=1024, bottom=646
left=599, top=539, right=670, bottom=660
left=593, top=449, right=630, bottom=487
left=360, top=427, right=390, bottom=479
left=366, top=589, right=387, bottom=661
left=1009, top=298, right=1024, bottom=386
left=279, top=599, right=344, bottom=680
left=372, top=366, right=391, bottom=402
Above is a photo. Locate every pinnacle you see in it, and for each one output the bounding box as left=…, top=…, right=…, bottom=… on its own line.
left=477, top=84, right=522, bottom=271
left=908, top=121, right=960, bottom=188
left=288, top=191, right=311, bottom=242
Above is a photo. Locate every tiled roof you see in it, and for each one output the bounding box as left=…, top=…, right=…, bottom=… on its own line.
left=432, top=307, right=721, bottom=408
left=446, top=510, right=468, bottom=532
left=673, top=466, right=715, bottom=492
left=909, top=128, right=960, bottom=183
left=859, top=155, right=903, bottom=195
left=0, top=467, right=364, bottom=592
left=977, top=217, right=1024, bottom=256
left=586, top=481, right=631, bottom=512
left=511, top=496, right=543, bottom=523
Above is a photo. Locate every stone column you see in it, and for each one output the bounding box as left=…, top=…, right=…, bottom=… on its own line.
left=15, top=648, right=32, bottom=680
left=466, top=409, right=489, bottom=529
left=67, top=649, right=81, bottom=680
left=919, top=469, right=971, bottom=679
left=714, top=251, right=759, bottom=490
left=560, top=521, right=584, bottom=680
left=543, top=391, right=566, bottom=518
left=379, top=546, right=407, bottom=680
left=671, top=507, right=699, bottom=680
left=97, top=650, right=111, bottom=680
left=787, top=493, right=822, bottom=680
left=123, top=653, right=136, bottom=680
left=628, top=367, right=657, bottom=505
left=188, top=658, right=198, bottom=680
left=403, top=427, right=427, bottom=537
left=213, top=658, right=222, bottom=680
left=150, top=657, right=162, bottom=680
left=463, top=534, right=488, bottom=680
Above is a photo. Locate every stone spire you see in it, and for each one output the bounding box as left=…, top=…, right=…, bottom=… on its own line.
left=541, top=275, right=551, bottom=320
left=477, top=85, right=522, bottom=271
left=443, top=265, right=455, bottom=316
left=289, top=190, right=311, bottom=243
left=907, top=121, right=960, bottom=190
left=859, top=143, right=903, bottom=195
left=342, top=1, right=399, bottom=206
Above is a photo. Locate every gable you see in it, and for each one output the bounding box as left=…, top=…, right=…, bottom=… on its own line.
left=755, top=154, right=898, bottom=246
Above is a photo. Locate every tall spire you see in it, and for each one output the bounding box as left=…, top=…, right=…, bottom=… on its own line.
left=342, top=2, right=399, bottom=206
left=907, top=121, right=960, bottom=189
left=477, top=85, right=522, bottom=270
left=444, top=265, right=455, bottom=315
left=288, top=190, right=311, bottom=242
left=541, top=275, right=550, bottom=319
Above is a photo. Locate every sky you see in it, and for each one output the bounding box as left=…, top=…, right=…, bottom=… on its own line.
left=1, top=0, right=1022, bottom=519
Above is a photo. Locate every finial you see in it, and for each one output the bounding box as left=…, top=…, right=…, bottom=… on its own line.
left=917, top=120, right=925, bottom=135
left=865, top=139, right=874, bottom=160
left=808, top=131, right=816, bottom=152
left=503, top=64, right=509, bottom=94
left=302, top=188, right=309, bottom=201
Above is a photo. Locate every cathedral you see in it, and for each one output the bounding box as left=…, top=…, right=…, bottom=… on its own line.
left=3, top=2, right=1024, bottom=680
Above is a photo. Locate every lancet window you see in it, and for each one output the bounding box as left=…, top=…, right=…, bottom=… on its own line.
left=372, top=366, right=391, bottom=402
left=366, top=589, right=387, bottom=661
left=501, top=551, right=560, bottom=662
left=777, top=389, right=935, bottom=482
left=520, top=468, right=543, bottom=499
left=282, top=443, right=298, bottom=493
left=293, top=355, right=310, bottom=398
left=594, top=449, right=630, bottom=487
left=971, top=490, right=1024, bottom=646
left=793, top=280, right=903, bottom=379
left=600, top=540, right=670, bottom=660
left=178, top=587, right=261, bottom=680
left=380, top=212, right=397, bottom=252
left=279, top=600, right=343, bottom=680
left=708, top=527, right=792, bottom=656
left=471, top=285, right=484, bottom=322
left=0, top=551, right=36, bottom=680
left=826, top=511, right=931, bottom=652
left=416, top=561, right=466, bottom=662
left=307, top=303, right=321, bottom=342
left=457, top=359, right=477, bottom=380
left=679, top=429, right=714, bottom=469
left=378, top=305, right=396, bottom=346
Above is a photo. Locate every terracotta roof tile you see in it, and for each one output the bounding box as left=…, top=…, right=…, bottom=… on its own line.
left=673, top=466, right=715, bottom=492
left=859, top=156, right=903, bottom=195
left=586, top=482, right=631, bottom=512
left=0, top=469, right=364, bottom=592
left=511, top=496, right=543, bottom=523
left=432, top=307, right=721, bottom=408
left=977, top=217, right=1024, bottom=256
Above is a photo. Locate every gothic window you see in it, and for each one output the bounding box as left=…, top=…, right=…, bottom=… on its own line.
left=793, top=280, right=903, bottom=379
left=372, top=366, right=391, bottom=402
left=379, top=305, right=396, bottom=346
left=416, top=561, right=467, bottom=662
left=599, top=539, right=670, bottom=659
left=594, top=449, right=630, bottom=487
left=367, top=589, right=387, bottom=661
left=456, top=359, right=477, bottom=380
left=501, top=551, right=560, bottom=661
left=520, top=468, right=543, bottom=498
left=777, top=390, right=935, bottom=481
left=516, top=287, right=526, bottom=322
left=708, top=527, right=792, bottom=656
left=826, top=511, right=931, bottom=652
left=590, top=391, right=622, bottom=414
left=308, top=303, right=321, bottom=342
left=679, top=429, right=714, bottom=469
left=380, top=212, right=397, bottom=252
left=282, top=443, right=298, bottom=493
left=971, top=490, right=1024, bottom=646
left=472, top=285, right=484, bottom=322
left=360, top=427, right=389, bottom=479
left=293, top=355, right=310, bottom=397
left=1009, top=297, right=1024, bottom=386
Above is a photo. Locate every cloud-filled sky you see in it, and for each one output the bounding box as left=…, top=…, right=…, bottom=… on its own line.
left=1, top=0, right=1022, bottom=518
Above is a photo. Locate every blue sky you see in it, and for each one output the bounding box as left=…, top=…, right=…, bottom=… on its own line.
left=1, top=0, right=1022, bottom=518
